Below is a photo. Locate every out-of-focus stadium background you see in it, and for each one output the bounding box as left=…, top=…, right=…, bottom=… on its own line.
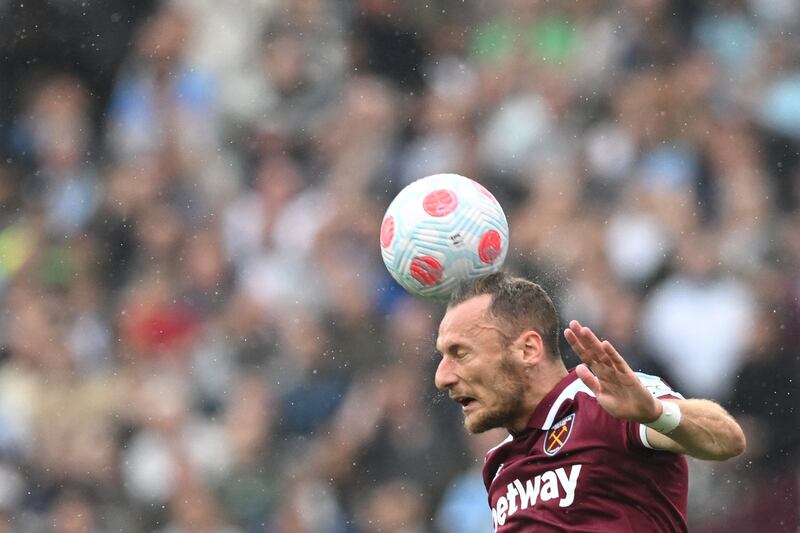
left=0, top=0, right=797, bottom=531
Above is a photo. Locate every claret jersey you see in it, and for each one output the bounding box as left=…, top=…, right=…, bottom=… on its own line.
left=483, top=370, right=688, bottom=532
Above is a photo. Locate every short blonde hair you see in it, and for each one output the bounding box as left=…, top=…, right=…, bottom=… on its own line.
left=448, top=272, right=561, bottom=358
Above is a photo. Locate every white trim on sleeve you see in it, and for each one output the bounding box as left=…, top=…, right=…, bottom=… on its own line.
left=639, top=423, right=655, bottom=449
left=635, top=372, right=685, bottom=400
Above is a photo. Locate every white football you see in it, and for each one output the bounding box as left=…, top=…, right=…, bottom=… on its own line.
left=380, top=173, right=509, bottom=300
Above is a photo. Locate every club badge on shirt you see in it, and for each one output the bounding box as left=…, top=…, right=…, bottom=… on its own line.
left=544, top=413, right=575, bottom=456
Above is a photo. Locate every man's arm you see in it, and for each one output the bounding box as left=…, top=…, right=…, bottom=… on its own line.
left=643, top=399, right=746, bottom=460
left=564, top=320, right=746, bottom=461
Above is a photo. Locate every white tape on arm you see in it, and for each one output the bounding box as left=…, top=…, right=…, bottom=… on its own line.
left=645, top=399, right=682, bottom=434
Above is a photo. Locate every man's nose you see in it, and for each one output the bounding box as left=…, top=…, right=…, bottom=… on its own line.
left=434, top=356, right=458, bottom=391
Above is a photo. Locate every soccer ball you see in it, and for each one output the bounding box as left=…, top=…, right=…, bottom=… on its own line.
left=380, top=173, right=509, bottom=300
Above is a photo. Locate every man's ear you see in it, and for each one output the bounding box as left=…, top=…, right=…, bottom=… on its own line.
left=516, top=330, right=545, bottom=366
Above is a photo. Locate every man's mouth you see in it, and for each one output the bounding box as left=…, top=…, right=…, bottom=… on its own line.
left=452, top=395, right=478, bottom=410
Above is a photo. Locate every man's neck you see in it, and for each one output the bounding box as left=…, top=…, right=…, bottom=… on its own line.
left=509, top=361, right=569, bottom=433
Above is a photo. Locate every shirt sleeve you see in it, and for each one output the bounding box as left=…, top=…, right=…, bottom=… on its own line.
left=628, top=373, right=685, bottom=449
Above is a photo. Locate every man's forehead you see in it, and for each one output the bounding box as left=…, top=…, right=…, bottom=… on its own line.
left=437, top=294, right=494, bottom=344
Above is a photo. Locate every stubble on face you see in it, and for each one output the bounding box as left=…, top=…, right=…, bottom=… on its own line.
left=464, top=352, right=527, bottom=434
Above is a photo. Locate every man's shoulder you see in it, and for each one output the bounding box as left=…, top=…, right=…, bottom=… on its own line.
left=634, top=372, right=685, bottom=400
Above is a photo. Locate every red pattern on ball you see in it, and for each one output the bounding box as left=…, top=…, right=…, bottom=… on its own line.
left=423, top=189, right=458, bottom=217
left=478, top=230, right=502, bottom=263
left=410, top=256, right=443, bottom=286
left=380, top=216, right=395, bottom=248
left=473, top=181, right=496, bottom=201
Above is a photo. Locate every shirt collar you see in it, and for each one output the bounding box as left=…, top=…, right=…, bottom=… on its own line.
left=522, top=368, right=579, bottom=431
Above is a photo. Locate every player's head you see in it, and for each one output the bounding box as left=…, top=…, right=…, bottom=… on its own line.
left=449, top=272, right=561, bottom=359
left=435, top=272, right=562, bottom=433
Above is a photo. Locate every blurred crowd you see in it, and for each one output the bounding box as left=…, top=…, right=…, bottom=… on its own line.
left=0, top=0, right=798, bottom=531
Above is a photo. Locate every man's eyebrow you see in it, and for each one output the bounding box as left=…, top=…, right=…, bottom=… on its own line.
left=437, top=342, right=466, bottom=356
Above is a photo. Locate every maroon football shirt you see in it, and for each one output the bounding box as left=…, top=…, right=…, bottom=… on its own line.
left=483, top=369, right=688, bottom=532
